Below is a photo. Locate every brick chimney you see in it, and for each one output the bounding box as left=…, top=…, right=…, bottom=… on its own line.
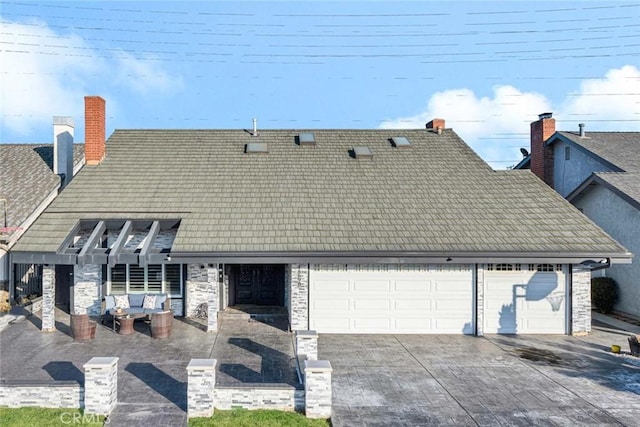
left=84, top=96, right=106, bottom=165
left=426, top=118, right=445, bottom=133
left=530, top=112, right=556, bottom=187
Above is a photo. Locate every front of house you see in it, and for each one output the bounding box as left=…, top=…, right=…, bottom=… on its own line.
left=10, top=97, right=631, bottom=335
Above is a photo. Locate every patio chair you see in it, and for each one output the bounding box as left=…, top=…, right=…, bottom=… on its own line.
left=70, top=313, right=97, bottom=341
left=150, top=311, right=173, bottom=339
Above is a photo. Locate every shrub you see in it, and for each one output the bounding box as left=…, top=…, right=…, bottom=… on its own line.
left=591, top=277, right=618, bottom=314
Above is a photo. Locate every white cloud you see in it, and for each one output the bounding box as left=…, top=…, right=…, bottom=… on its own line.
left=0, top=17, right=182, bottom=138
left=558, top=65, right=640, bottom=131
left=114, top=51, right=184, bottom=95
left=380, top=65, right=640, bottom=169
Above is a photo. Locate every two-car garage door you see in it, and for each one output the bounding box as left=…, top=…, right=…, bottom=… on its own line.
left=308, top=264, right=567, bottom=335
left=309, top=265, right=474, bottom=334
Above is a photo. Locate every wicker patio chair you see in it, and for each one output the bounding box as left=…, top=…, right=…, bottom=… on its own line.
left=150, top=311, right=173, bottom=339
left=70, top=313, right=97, bottom=341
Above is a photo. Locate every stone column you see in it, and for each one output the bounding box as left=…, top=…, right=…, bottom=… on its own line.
left=296, top=330, right=318, bottom=360
left=206, top=265, right=219, bottom=332
left=475, top=264, right=485, bottom=336
left=304, top=360, right=332, bottom=419
left=187, top=359, right=217, bottom=418
left=290, top=264, right=309, bottom=331
left=73, top=264, right=102, bottom=315
left=572, top=266, right=591, bottom=336
left=83, top=357, right=118, bottom=416
left=42, top=265, right=56, bottom=331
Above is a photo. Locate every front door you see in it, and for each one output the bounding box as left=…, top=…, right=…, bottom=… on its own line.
left=233, top=264, right=284, bottom=305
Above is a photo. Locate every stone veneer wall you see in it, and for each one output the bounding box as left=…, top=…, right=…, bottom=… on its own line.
left=185, top=264, right=209, bottom=317
left=214, top=386, right=304, bottom=411
left=0, top=382, right=83, bottom=408
left=73, top=264, right=102, bottom=316
left=206, top=266, right=219, bottom=332
left=571, top=265, right=591, bottom=335
left=475, top=265, right=485, bottom=336
left=185, top=263, right=219, bottom=331
left=289, top=264, right=309, bottom=331
left=284, top=265, right=291, bottom=314
left=42, top=265, right=56, bottom=331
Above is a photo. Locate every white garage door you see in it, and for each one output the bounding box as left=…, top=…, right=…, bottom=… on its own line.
left=484, top=264, right=566, bottom=334
left=309, top=264, right=474, bottom=334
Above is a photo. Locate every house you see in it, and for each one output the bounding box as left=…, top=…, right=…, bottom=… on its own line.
left=0, top=117, right=84, bottom=308
left=517, top=113, right=640, bottom=318
left=10, top=97, right=632, bottom=335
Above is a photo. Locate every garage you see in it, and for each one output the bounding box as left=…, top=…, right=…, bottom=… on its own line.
left=309, top=264, right=474, bottom=334
left=483, top=264, right=567, bottom=334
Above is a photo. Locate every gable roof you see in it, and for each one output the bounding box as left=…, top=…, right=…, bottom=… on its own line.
left=12, top=129, right=629, bottom=261
left=551, top=131, right=640, bottom=172
left=550, top=132, right=640, bottom=211
left=0, top=144, right=84, bottom=241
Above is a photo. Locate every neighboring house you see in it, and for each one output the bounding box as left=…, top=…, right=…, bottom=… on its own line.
left=0, top=117, right=84, bottom=308
left=10, top=97, right=631, bottom=336
left=516, top=113, right=640, bottom=318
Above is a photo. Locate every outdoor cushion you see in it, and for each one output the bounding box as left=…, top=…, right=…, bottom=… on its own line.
left=127, top=307, right=145, bottom=314
left=142, top=295, right=157, bottom=309
left=114, top=295, right=130, bottom=309
left=129, top=293, right=145, bottom=307
left=149, top=294, right=167, bottom=309
left=104, top=295, right=116, bottom=310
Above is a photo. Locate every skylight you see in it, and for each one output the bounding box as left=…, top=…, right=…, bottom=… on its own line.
left=246, top=142, right=269, bottom=154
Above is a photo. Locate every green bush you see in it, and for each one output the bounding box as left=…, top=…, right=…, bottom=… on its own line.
left=591, top=277, right=618, bottom=314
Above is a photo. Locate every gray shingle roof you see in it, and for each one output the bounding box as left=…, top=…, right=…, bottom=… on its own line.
left=0, top=144, right=84, bottom=234
left=13, top=129, right=628, bottom=257
left=557, top=131, right=640, bottom=172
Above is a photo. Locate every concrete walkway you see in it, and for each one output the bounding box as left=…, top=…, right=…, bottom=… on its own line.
left=212, top=310, right=300, bottom=387
left=323, top=320, right=640, bottom=426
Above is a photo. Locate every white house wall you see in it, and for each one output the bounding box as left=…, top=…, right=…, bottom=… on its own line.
left=573, top=184, right=639, bottom=317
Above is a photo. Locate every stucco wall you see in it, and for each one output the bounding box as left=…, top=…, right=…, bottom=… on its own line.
left=553, top=141, right=613, bottom=197
left=573, top=184, right=639, bottom=317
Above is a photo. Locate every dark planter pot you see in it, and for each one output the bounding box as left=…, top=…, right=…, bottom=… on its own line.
left=628, top=337, right=640, bottom=357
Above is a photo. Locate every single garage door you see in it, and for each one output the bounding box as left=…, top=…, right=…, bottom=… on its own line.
left=309, top=264, right=474, bottom=334
left=484, top=264, right=566, bottom=334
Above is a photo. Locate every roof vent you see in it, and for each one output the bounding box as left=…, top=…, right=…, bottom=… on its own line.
left=246, top=142, right=269, bottom=154
left=579, top=123, right=586, bottom=138
left=391, top=136, right=411, bottom=148
left=353, top=146, right=373, bottom=159
left=252, top=118, right=258, bottom=137
left=298, top=132, right=316, bottom=146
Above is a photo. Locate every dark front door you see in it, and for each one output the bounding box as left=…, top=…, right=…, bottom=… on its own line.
left=233, top=264, right=284, bottom=306
left=55, top=265, right=73, bottom=312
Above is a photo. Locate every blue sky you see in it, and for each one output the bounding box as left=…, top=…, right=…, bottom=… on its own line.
left=1, top=1, right=639, bottom=168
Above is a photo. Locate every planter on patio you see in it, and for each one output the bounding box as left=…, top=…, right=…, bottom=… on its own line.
left=629, top=335, right=640, bottom=357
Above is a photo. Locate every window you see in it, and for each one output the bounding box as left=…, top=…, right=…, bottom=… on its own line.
left=165, top=264, right=182, bottom=297
left=108, top=264, right=183, bottom=295
left=528, top=264, right=563, bottom=272
left=487, top=264, right=522, bottom=271
left=565, top=146, right=570, bottom=160
left=111, top=264, right=126, bottom=294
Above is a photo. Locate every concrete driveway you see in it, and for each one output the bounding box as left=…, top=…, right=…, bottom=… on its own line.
left=320, top=321, right=640, bottom=426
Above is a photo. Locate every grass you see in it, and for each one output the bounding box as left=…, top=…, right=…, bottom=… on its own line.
left=0, top=407, right=104, bottom=426
left=188, top=409, right=330, bottom=427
